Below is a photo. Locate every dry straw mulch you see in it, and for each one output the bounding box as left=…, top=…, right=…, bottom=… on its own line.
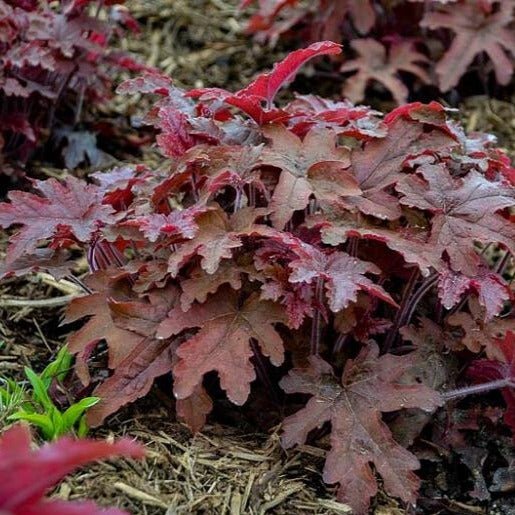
left=56, top=405, right=361, bottom=515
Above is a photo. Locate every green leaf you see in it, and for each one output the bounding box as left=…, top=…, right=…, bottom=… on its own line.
left=50, top=408, right=65, bottom=439
left=0, top=378, right=26, bottom=416
left=41, top=346, right=73, bottom=385
left=62, top=397, right=100, bottom=429
left=9, top=411, right=55, bottom=440
left=77, top=415, right=90, bottom=437
left=24, top=367, right=54, bottom=412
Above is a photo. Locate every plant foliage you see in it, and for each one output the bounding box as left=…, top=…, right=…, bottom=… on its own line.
left=241, top=0, right=515, bottom=103
left=0, top=42, right=514, bottom=512
left=3, top=346, right=100, bottom=440
left=0, top=0, right=144, bottom=175
left=0, top=423, right=144, bottom=514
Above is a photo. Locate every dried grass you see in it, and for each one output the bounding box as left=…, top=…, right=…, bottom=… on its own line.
left=55, top=405, right=357, bottom=514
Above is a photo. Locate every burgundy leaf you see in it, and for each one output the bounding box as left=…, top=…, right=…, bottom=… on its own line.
left=397, top=163, right=515, bottom=275
left=447, top=299, right=514, bottom=359
left=341, top=39, right=429, bottom=105
left=0, top=177, right=114, bottom=265
left=157, top=288, right=287, bottom=406
left=438, top=266, right=511, bottom=320
left=261, top=124, right=357, bottom=228
left=342, top=111, right=456, bottom=220
left=280, top=344, right=442, bottom=514
left=0, top=424, right=143, bottom=515
left=85, top=285, right=180, bottom=426
left=467, top=331, right=515, bottom=437
left=288, top=242, right=397, bottom=312
left=421, top=0, right=515, bottom=91
left=188, top=41, right=341, bottom=124
left=238, top=40, right=341, bottom=106
left=167, top=206, right=273, bottom=276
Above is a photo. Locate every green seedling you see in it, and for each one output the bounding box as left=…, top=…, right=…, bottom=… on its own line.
left=3, top=346, right=99, bottom=440
left=0, top=378, right=26, bottom=423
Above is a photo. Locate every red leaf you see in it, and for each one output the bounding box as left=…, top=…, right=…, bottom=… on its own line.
left=188, top=41, right=341, bottom=124
left=157, top=288, right=287, bottom=406
left=109, top=5, right=140, bottom=34
left=261, top=124, right=357, bottom=228
left=287, top=241, right=397, bottom=312
left=257, top=261, right=314, bottom=329
left=167, top=206, right=273, bottom=276
left=438, top=266, right=511, bottom=320
left=116, top=72, right=173, bottom=96
left=240, top=41, right=341, bottom=106
left=0, top=424, right=143, bottom=515
left=180, top=262, right=243, bottom=311
left=87, top=335, right=177, bottom=427
left=0, top=76, right=30, bottom=97
left=341, top=39, right=429, bottom=105
left=241, top=0, right=301, bottom=41
left=176, top=384, right=214, bottom=433
left=342, top=113, right=456, bottom=220
left=318, top=0, right=376, bottom=37
left=64, top=272, right=147, bottom=385
left=155, top=107, right=196, bottom=157
left=120, top=205, right=207, bottom=243
left=75, top=283, right=179, bottom=426
left=197, top=144, right=265, bottom=194
left=0, top=177, right=114, bottom=265
left=447, top=298, right=514, bottom=359
left=311, top=208, right=439, bottom=276
left=284, top=94, right=387, bottom=139
left=280, top=344, right=442, bottom=514
left=421, top=0, right=515, bottom=91
left=0, top=249, right=71, bottom=280
left=397, top=163, right=515, bottom=275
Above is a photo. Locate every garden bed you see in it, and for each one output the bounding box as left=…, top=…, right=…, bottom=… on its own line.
left=1, top=1, right=515, bottom=514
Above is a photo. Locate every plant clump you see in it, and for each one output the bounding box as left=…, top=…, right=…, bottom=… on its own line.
left=0, top=41, right=514, bottom=513
left=0, top=0, right=146, bottom=177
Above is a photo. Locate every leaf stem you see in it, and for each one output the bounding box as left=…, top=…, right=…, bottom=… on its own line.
left=347, top=236, right=358, bottom=258
left=249, top=184, right=256, bottom=207
left=383, top=268, right=420, bottom=352
left=442, top=379, right=511, bottom=401
left=495, top=249, right=512, bottom=276
left=310, top=278, right=324, bottom=355
left=234, top=187, right=243, bottom=213
left=333, top=333, right=349, bottom=355
left=250, top=340, right=280, bottom=404
left=401, top=273, right=439, bottom=326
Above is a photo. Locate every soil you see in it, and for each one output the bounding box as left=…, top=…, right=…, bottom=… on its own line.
left=1, top=1, right=515, bottom=514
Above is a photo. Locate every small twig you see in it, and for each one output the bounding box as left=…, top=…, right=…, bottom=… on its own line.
left=35, top=273, right=83, bottom=295
left=0, top=294, right=80, bottom=309
left=32, top=318, right=53, bottom=353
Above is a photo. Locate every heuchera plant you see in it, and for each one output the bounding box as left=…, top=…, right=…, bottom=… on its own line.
left=0, top=0, right=144, bottom=175
left=241, top=0, right=515, bottom=104
left=0, top=423, right=144, bottom=515
left=0, top=42, right=514, bottom=512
